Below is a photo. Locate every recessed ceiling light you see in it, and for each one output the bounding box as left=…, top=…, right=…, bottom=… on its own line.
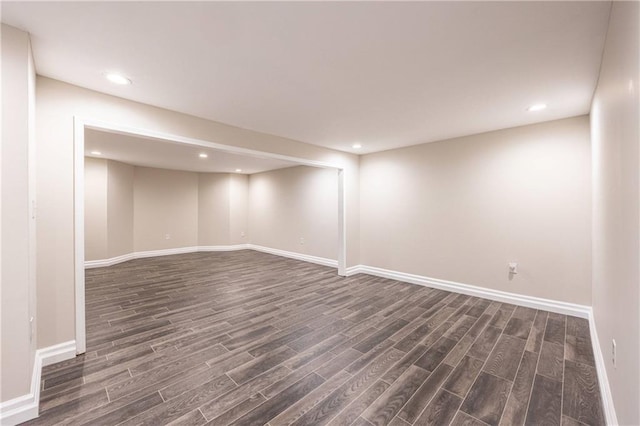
left=104, top=73, right=132, bottom=85
left=90, top=151, right=102, bottom=155
left=527, top=103, right=547, bottom=112
left=352, top=143, right=362, bottom=149
left=235, top=169, right=242, bottom=173
left=199, top=153, right=208, bottom=158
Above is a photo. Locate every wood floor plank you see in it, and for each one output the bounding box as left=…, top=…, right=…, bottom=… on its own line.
left=482, top=334, right=526, bottom=382
left=451, top=411, right=490, bottom=426
left=269, top=370, right=351, bottom=425
left=467, top=326, right=502, bottom=361
left=165, top=409, right=208, bottom=426
left=76, top=392, right=164, bottom=426
left=261, top=353, right=334, bottom=399
left=525, top=374, right=563, bottom=425
left=565, top=317, right=595, bottom=366
left=537, top=341, right=564, bottom=381
left=291, top=348, right=405, bottom=426
left=414, top=388, right=462, bottom=426
left=562, top=360, right=605, bottom=426
left=459, top=371, right=511, bottom=426
left=499, top=350, right=538, bottom=426
left=227, top=346, right=298, bottom=385
left=525, top=310, right=548, bottom=353
left=393, top=307, right=456, bottom=352
left=544, top=316, right=567, bottom=346
left=198, top=365, right=290, bottom=419
left=353, top=319, right=409, bottom=353
left=396, top=363, right=453, bottom=423
left=229, top=373, right=325, bottom=426
left=381, top=344, right=428, bottom=384
left=443, top=355, right=485, bottom=398
left=414, top=336, right=457, bottom=372
left=119, top=374, right=236, bottom=426
left=26, top=251, right=604, bottom=426
left=205, top=394, right=265, bottom=425
left=361, top=365, right=430, bottom=426
left=325, top=380, right=390, bottom=426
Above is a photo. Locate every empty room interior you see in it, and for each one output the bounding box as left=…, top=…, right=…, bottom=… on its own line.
left=1, top=1, right=638, bottom=426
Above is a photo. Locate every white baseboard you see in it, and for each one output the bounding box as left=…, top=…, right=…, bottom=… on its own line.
left=0, top=340, right=76, bottom=425
left=85, top=252, right=136, bottom=268
left=133, top=246, right=200, bottom=259
left=85, top=245, right=249, bottom=268
left=199, top=244, right=249, bottom=252
left=588, top=310, right=618, bottom=425
left=246, top=244, right=338, bottom=268
left=345, top=264, right=590, bottom=318
left=38, top=340, right=77, bottom=367
left=84, top=244, right=338, bottom=270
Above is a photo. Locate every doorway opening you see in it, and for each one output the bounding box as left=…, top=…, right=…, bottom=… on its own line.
left=73, top=117, right=346, bottom=354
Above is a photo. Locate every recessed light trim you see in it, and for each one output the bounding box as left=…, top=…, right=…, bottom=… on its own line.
left=90, top=151, right=102, bottom=155
left=199, top=153, right=208, bottom=158
left=105, top=72, right=132, bottom=85
left=527, top=103, right=547, bottom=112
left=352, top=143, right=362, bottom=149
left=235, top=169, right=242, bottom=173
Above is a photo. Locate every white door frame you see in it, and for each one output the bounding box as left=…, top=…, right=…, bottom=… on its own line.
left=73, top=116, right=347, bottom=354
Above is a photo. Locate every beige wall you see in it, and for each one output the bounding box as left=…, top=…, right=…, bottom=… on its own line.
left=84, top=158, right=134, bottom=261
left=1, top=24, right=37, bottom=402
left=590, top=1, right=640, bottom=424
left=107, top=160, right=134, bottom=257
left=133, top=167, right=199, bottom=251
left=360, top=116, right=592, bottom=305
left=198, top=173, right=231, bottom=246
left=249, top=166, right=338, bottom=260
left=84, top=158, right=108, bottom=260
left=229, top=174, right=249, bottom=245
left=84, top=161, right=250, bottom=257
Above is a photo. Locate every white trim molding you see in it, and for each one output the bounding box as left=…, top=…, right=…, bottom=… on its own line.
left=0, top=341, right=76, bottom=425
left=588, top=310, right=619, bottom=425
left=85, top=245, right=251, bottom=268
left=247, top=244, right=338, bottom=268
left=345, top=264, right=591, bottom=318
left=84, top=244, right=337, bottom=270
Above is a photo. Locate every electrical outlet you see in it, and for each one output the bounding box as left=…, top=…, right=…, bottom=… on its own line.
left=240, top=231, right=246, bottom=238
left=612, top=339, right=617, bottom=368
left=508, top=263, right=518, bottom=275
left=165, top=234, right=171, bottom=240
left=300, top=237, right=305, bottom=245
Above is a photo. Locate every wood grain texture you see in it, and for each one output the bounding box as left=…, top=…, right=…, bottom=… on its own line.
left=361, top=365, right=430, bottom=425
left=414, top=388, right=462, bottom=426
left=525, top=374, right=563, bottom=426
left=397, top=363, right=453, bottom=423
left=562, top=360, right=605, bottom=426
left=459, top=372, right=511, bottom=426
left=537, top=341, right=564, bottom=381
left=443, top=355, right=484, bottom=398
left=22, top=250, right=604, bottom=426
left=499, top=350, right=538, bottom=426
left=482, top=334, right=526, bottom=381
left=565, top=317, right=596, bottom=366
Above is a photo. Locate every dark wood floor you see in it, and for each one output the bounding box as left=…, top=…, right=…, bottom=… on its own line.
left=24, top=250, right=604, bottom=426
